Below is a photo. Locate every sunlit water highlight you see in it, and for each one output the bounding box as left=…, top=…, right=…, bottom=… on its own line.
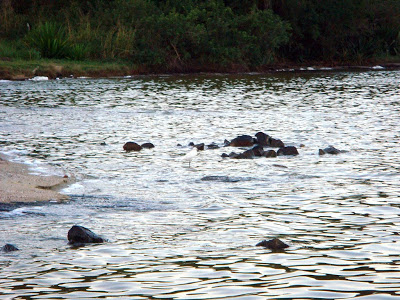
left=1, top=71, right=400, bottom=299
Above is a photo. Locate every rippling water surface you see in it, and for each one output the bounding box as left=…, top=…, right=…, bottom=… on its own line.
left=1, top=71, right=400, bottom=299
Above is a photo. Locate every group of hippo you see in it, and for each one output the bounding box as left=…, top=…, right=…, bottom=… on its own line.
left=123, top=131, right=345, bottom=158
left=2, top=132, right=346, bottom=253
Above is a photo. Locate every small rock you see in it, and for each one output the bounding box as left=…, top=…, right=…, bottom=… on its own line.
left=123, top=142, right=142, bottom=151
left=141, top=142, right=155, bottom=149
left=194, top=143, right=205, bottom=151
left=277, top=146, right=299, bottom=156
left=318, top=149, right=326, bottom=155
left=228, top=152, right=240, bottom=158
left=100, top=142, right=107, bottom=146
left=1, top=244, right=19, bottom=252
left=67, top=225, right=105, bottom=244
left=322, top=146, right=341, bottom=155
left=263, top=150, right=277, bottom=158
left=256, top=238, right=289, bottom=250
left=229, top=135, right=254, bottom=147
left=224, top=139, right=230, bottom=146
left=177, top=143, right=182, bottom=147
left=188, top=142, right=195, bottom=147
left=221, top=153, right=229, bottom=158
left=255, top=132, right=271, bottom=146
left=207, top=142, right=220, bottom=149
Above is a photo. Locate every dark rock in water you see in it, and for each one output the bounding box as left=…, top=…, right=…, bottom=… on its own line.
left=270, top=138, right=285, bottom=148
left=141, top=142, right=155, bottom=149
left=100, top=142, right=107, bottom=146
left=255, top=132, right=271, bottom=146
left=177, top=143, right=182, bottom=147
left=320, top=146, right=341, bottom=155
left=188, top=142, right=195, bottom=147
left=221, top=153, right=229, bottom=158
left=233, top=149, right=255, bottom=159
left=277, top=146, right=299, bottom=156
left=67, top=225, right=105, bottom=244
left=224, top=139, right=230, bottom=146
left=228, top=152, right=240, bottom=158
left=263, top=149, right=277, bottom=158
left=251, top=145, right=264, bottom=157
left=201, top=176, right=240, bottom=182
left=319, top=149, right=326, bottom=155
left=229, top=135, right=254, bottom=147
left=256, top=238, right=289, bottom=250
left=207, top=142, right=220, bottom=149
left=194, top=143, right=205, bottom=151
left=1, top=244, right=19, bottom=252
left=123, top=142, right=142, bottom=152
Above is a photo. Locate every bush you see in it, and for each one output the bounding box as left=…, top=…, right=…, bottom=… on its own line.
left=26, top=22, right=70, bottom=59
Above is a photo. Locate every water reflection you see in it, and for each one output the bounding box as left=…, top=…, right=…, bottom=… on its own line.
left=1, top=71, right=400, bottom=298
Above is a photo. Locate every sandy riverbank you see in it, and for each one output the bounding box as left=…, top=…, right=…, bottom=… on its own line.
left=0, top=154, right=71, bottom=203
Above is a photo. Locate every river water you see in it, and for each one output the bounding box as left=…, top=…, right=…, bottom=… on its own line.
left=1, top=70, right=400, bottom=299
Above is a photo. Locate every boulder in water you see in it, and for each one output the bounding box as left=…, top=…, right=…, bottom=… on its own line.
left=1, top=244, right=19, bottom=252
left=319, top=146, right=343, bottom=155
left=263, top=149, right=277, bottom=158
left=194, top=143, right=205, bottom=151
left=255, top=132, right=271, bottom=146
left=233, top=149, right=255, bottom=159
left=229, top=135, right=254, bottom=147
left=141, top=142, right=155, bottom=149
left=251, top=145, right=264, bottom=157
left=67, top=225, right=105, bottom=245
left=123, top=142, right=142, bottom=151
left=277, top=146, right=299, bottom=156
left=256, top=238, right=289, bottom=250
left=270, top=138, right=285, bottom=148
left=207, top=142, right=220, bottom=149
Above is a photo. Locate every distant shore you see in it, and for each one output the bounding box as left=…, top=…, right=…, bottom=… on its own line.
left=1, top=59, right=400, bottom=81
left=0, top=153, right=71, bottom=204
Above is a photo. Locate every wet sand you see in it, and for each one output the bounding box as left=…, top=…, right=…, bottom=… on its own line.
left=0, top=154, right=70, bottom=203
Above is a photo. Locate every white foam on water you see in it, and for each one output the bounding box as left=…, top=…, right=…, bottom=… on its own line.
left=30, top=76, right=49, bottom=81
left=1, top=150, right=64, bottom=177
left=1, top=206, right=44, bottom=217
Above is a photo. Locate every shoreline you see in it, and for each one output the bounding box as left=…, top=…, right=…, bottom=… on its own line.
left=1, top=59, right=400, bottom=81
left=0, top=153, right=71, bottom=204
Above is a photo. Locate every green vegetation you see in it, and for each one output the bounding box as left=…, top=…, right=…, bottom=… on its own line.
left=1, top=0, right=400, bottom=73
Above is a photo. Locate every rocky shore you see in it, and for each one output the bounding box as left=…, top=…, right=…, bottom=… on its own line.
left=0, top=154, right=71, bottom=203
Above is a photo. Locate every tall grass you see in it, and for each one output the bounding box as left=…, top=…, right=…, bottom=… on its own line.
left=0, top=40, right=40, bottom=60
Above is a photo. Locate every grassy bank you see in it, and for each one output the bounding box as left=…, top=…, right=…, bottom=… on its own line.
left=0, top=59, right=136, bottom=80
left=1, top=56, right=400, bottom=81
